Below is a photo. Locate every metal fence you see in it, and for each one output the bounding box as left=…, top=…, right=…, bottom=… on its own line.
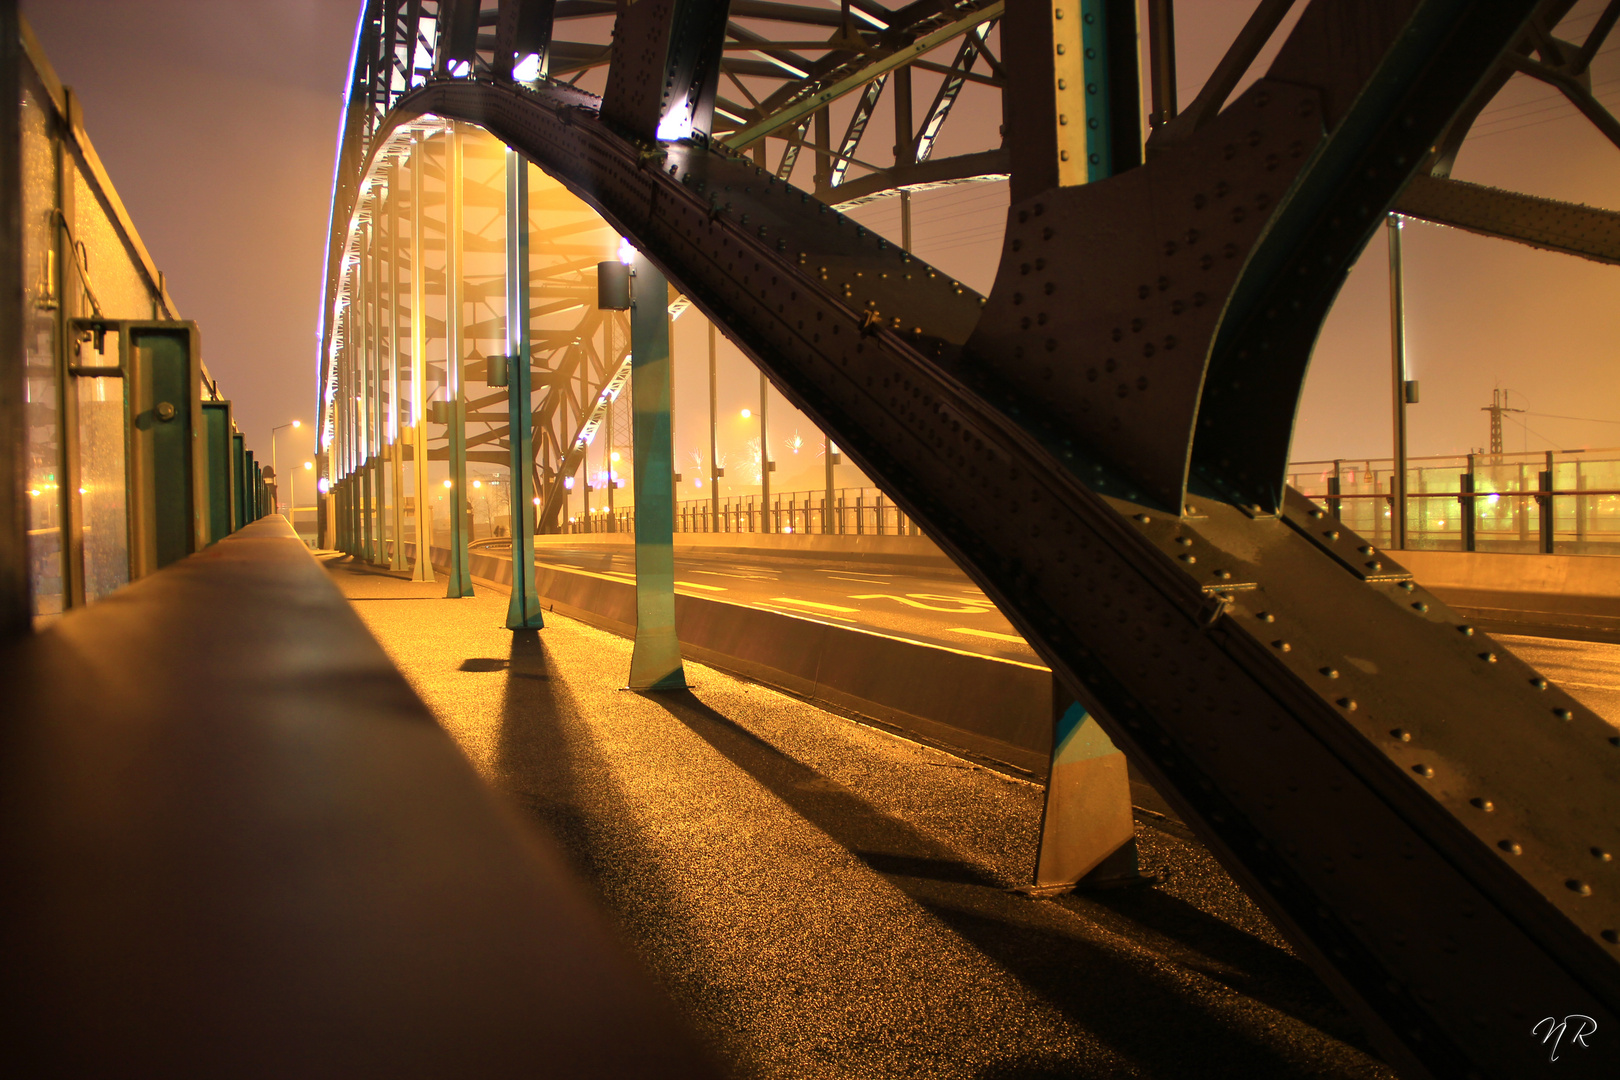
left=1288, top=448, right=1620, bottom=555
left=559, top=486, right=923, bottom=537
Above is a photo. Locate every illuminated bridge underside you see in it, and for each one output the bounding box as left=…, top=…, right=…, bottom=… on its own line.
left=326, top=3, right=1619, bottom=1077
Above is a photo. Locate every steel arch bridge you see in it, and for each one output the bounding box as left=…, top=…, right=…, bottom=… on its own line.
left=316, top=3, right=1620, bottom=1077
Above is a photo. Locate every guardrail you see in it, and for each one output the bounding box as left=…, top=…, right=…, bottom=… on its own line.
left=559, top=486, right=924, bottom=537
left=1290, top=448, right=1620, bottom=555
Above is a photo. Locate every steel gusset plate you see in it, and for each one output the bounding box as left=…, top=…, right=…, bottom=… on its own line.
left=343, top=3, right=1619, bottom=1075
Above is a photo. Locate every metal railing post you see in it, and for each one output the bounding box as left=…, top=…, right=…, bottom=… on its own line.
left=1460, top=454, right=1476, bottom=553
left=1539, top=450, right=1555, bottom=555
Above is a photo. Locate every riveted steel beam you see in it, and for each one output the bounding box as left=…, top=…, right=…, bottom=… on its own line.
left=1395, top=173, right=1620, bottom=266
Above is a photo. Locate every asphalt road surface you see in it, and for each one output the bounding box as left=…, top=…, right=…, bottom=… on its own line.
left=520, top=543, right=1620, bottom=728
left=529, top=543, right=1044, bottom=666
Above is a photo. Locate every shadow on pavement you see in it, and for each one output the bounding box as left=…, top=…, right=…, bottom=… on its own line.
left=643, top=688, right=1387, bottom=1079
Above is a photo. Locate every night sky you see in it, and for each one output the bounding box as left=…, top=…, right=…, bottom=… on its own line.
left=21, top=0, right=1620, bottom=489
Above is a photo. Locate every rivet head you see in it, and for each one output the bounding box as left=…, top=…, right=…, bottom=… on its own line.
left=1308, top=508, right=1323, bottom=519
left=1566, top=879, right=1593, bottom=897
left=1470, top=797, right=1494, bottom=811
left=1459, top=626, right=1474, bottom=636
left=1413, top=764, right=1434, bottom=778
left=1499, top=840, right=1522, bottom=855
left=1603, top=930, right=1619, bottom=944
left=1324, top=530, right=1340, bottom=540
left=1258, top=612, right=1275, bottom=623
left=1178, top=553, right=1196, bottom=564
left=1592, top=848, right=1612, bottom=862
left=1481, top=652, right=1497, bottom=663
left=1322, top=667, right=1340, bottom=679
left=1274, top=640, right=1291, bottom=652
left=1555, top=707, right=1574, bottom=720
left=1531, top=677, right=1548, bottom=690
left=1135, top=513, right=1150, bottom=523
left=1391, top=728, right=1411, bottom=742
left=1399, top=582, right=1415, bottom=592
left=1412, top=602, right=1428, bottom=612
left=1338, top=697, right=1357, bottom=711
left=1214, top=569, right=1231, bottom=580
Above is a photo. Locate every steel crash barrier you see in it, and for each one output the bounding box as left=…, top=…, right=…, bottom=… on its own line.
left=311, top=3, right=1620, bottom=1077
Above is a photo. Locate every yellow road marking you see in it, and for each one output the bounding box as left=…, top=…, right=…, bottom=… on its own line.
left=948, top=627, right=1028, bottom=644
left=771, top=596, right=858, bottom=612
left=753, top=601, right=858, bottom=622
left=850, top=593, right=986, bottom=613
left=676, top=581, right=727, bottom=591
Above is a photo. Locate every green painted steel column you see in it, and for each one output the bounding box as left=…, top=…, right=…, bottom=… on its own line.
left=626, top=252, right=685, bottom=691
left=359, top=227, right=376, bottom=563
left=504, top=149, right=543, bottom=629
left=231, top=432, right=246, bottom=532
left=443, top=124, right=473, bottom=597
left=408, top=134, right=436, bottom=582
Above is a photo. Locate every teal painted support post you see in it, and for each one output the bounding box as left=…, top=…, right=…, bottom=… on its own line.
left=626, top=252, right=685, bottom=691
left=361, top=458, right=374, bottom=562
left=1078, top=0, right=1142, bottom=183
left=504, top=149, right=543, bottom=629
left=1032, top=699, right=1139, bottom=890
left=443, top=125, right=474, bottom=597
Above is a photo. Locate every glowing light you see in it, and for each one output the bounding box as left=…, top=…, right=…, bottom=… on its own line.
left=450, top=59, right=471, bottom=78
left=564, top=476, right=574, bottom=490
left=443, top=479, right=453, bottom=489
left=617, top=237, right=636, bottom=265
left=317, top=478, right=331, bottom=494
left=292, top=419, right=302, bottom=429
left=655, top=102, right=694, bottom=141
left=27, top=489, right=38, bottom=497
left=78, top=487, right=86, bottom=494
left=693, top=478, right=703, bottom=489
left=472, top=480, right=482, bottom=489
left=610, top=451, right=621, bottom=463
left=304, top=461, right=313, bottom=471
left=740, top=408, right=752, bottom=419
left=532, top=496, right=541, bottom=506
left=512, top=52, right=542, bottom=82
left=1488, top=493, right=1501, bottom=505
left=782, top=525, right=794, bottom=534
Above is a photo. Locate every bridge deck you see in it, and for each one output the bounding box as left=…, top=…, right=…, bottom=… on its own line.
left=333, top=556, right=1396, bottom=1078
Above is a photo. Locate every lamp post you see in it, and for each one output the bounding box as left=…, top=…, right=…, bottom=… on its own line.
left=270, top=420, right=303, bottom=516
left=297, top=461, right=313, bottom=545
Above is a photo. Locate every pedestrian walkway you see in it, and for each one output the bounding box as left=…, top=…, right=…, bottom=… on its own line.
left=325, top=554, right=1396, bottom=1080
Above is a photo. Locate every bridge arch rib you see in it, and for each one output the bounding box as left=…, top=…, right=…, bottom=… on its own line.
left=319, top=3, right=1620, bottom=1077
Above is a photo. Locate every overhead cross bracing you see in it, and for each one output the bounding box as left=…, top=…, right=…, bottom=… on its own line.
left=318, top=3, right=1620, bottom=1078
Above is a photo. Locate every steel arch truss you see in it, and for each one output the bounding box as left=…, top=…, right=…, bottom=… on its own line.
left=319, top=3, right=1620, bottom=1078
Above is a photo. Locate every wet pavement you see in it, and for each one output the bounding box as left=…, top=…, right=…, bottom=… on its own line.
left=328, top=553, right=1397, bottom=1080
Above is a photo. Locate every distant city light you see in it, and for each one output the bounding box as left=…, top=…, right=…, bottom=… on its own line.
left=443, top=479, right=453, bottom=488
left=291, top=419, right=301, bottom=428
left=610, top=451, right=621, bottom=462
left=740, top=408, right=752, bottom=419
left=304, top=461, right=313, bottom=470
left=693, top=478, right=703, bottom=489
left=564, top=476, right=574, bottom=490
left=472, top=480, right=481, bottom=489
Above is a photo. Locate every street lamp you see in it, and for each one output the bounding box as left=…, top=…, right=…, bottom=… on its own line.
left=271, top=420, right=302, bottom=516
